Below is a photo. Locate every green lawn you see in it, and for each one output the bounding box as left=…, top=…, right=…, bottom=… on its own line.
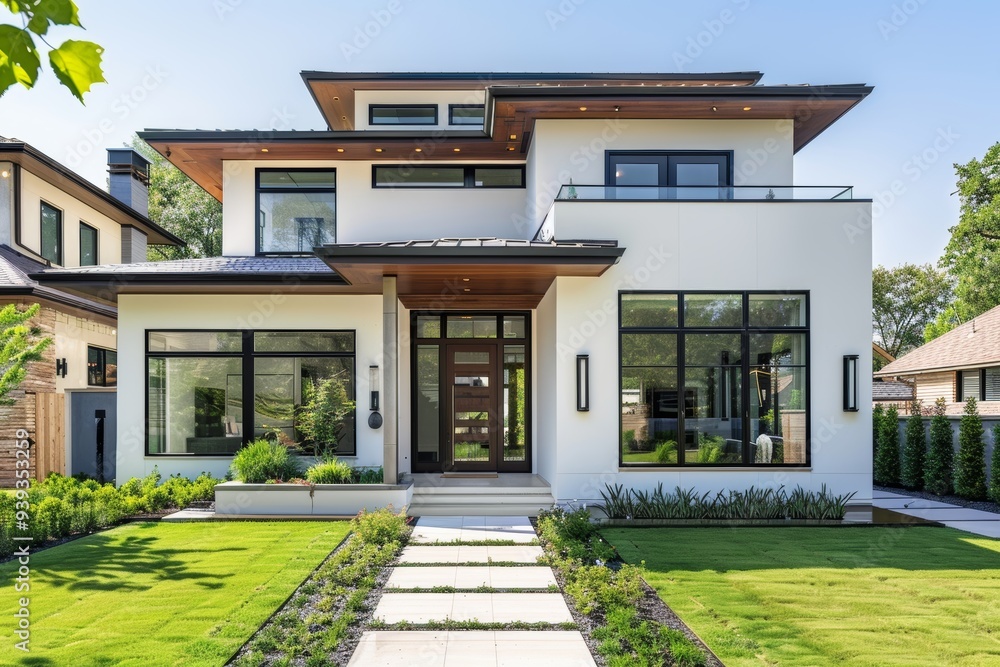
left=0, top=520, right=350, bottom=667
left=605, top=526, right=1000, bottom=666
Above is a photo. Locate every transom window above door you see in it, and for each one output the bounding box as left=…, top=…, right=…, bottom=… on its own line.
left=606, top=151, right=732, bottom=199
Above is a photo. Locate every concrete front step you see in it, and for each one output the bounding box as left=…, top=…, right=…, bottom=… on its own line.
left=373, top=592, right=574, bottom=624
left=409, top=501, right=554, bottom=517
left=348, top=631, right=597, bottom=667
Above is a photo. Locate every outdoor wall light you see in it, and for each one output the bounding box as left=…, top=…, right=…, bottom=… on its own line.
left=576, top=355, right=590, bottom=412
left=843, top=355, right=859, bottom=412
left=368, top=365, right=383, bottom=429
left=55, top=358, right=68, bottom=378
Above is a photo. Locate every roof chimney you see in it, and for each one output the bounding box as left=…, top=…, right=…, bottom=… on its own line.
left=107, top=148, right=150, bottom=217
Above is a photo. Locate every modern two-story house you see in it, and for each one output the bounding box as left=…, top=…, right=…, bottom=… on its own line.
left=36, top=70, right=874, bottom=511
left=1, top=138, right=183, bottom=485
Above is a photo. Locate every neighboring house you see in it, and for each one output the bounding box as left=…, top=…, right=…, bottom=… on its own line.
left=0, top=139, right=183, bottom=485
left=35, top=70, right=874, bottom=509
left=872, top=341, right=913, bottom=410
left=876, top=303, right=1000, bottom=415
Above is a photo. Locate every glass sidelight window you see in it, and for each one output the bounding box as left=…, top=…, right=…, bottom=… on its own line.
left=620, top=292, right=809, bottom=467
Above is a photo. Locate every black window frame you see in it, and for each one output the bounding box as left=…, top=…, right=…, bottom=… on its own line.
left=369, top=104, right=438, bottom=126
left=619, top=290, right=810, bottom=468
left=448, top=104, right=485, bottom=126
left=145, top=329, right=357, bottom=457
left=606, top=150, right=734, bottom=196
left=87, top=345, right=117, bottom=387
left=39, top=200, right=63, bottom=265
left=957, top=368, right=991, bottom=402
left=255, top=168, right=337, bottom=256
left=372, top=164, right=526, bottom=189
left=79, top=221, right=99, bottom=266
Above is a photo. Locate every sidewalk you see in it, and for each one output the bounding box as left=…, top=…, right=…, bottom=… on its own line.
left=348, top=515, right=596, bottom=666
left=873, top=490, right=1000, bottom=538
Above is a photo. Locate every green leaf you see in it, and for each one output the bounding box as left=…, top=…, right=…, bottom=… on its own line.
left=0, top=24, right=40, bottom=93
left=25, top=0, right=82, bottom=35
left=48, top=38, right=104, bottom=102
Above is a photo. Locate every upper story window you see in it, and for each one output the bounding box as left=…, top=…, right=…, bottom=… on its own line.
left=373, top=165, right=525, bottom=189
left=79, top=222, right=98, bottom=266
left=256, top=169, right=336, bottom=255
left=449, top=104, right=485, bottom=126
left=39, top=201, right=62, bottom=265
left=607, top=151, right=732, bottom=199
left=370, top=104, right=438, bottom=125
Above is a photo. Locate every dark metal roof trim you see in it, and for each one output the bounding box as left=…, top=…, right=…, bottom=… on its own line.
left=300, top=71, right=764, bottom=83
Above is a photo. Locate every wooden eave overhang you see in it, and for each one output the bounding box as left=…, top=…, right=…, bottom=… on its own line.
left=0, top=142, right=185, bottom=246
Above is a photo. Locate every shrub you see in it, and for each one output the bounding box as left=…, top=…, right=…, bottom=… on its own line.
left=36, top=496, right=71, bottom=539
left=873, top=403, right=885, bottom=456
left=925, top=397, right=954, bottom=495
left=955, top=397, right=988, bottom=500
left=351, top=467, right=383, bottom=484
left=874, top=404, right=900, bottom=486
left=231, top=439, right=303, bottom=483
left=350, top=508, right=407, bottom=546
left=990, top=424, right=1000, bottom=503
left=655, top=440, right=677, bottom=464
left=305, top=458, right=353, bottom=484
left=901, top=402, right=927, bottom=490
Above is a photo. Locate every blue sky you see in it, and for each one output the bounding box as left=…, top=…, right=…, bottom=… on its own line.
left=0, top=0, right=993, bottom=268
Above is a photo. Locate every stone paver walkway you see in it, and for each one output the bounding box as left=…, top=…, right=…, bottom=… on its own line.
left=873, top=490, right=1000, bottom=538
left=348, top=515, right=596, bottom=666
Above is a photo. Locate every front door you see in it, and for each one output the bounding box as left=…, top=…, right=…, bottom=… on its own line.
left=447, top=345, right=497, bottom=470
left=412, top=312, right=531, bottom=473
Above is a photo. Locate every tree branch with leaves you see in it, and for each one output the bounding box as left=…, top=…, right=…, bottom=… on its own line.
left=0, top=303, right=52, bottom=405
left=872, top=263, right=952, bottom=358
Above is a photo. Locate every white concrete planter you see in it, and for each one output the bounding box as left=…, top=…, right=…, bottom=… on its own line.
left=214, top=480, right=413, bottom=517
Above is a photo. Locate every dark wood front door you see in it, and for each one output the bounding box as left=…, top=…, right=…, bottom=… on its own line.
left=446, top=345, right=497, bottom=471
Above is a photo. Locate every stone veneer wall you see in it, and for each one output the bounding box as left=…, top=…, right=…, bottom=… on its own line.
left=0, top=303, right=56, bottom=487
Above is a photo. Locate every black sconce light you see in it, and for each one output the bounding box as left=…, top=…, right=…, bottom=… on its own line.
left=576, top=354, right=590, bottom=412
left=368, top=365, right=383, bottom=428
left=55, top=358, right=68, bottom=378
left=843, top=355, right=859, bottom=412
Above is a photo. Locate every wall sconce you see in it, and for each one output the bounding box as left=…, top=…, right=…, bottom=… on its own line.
left=576, top=355, right=590, bottom=412
left=55, top=358, right=68, bottom=378
left=843, top=355, right=859, bottom=412
left=368, top=365, right=383, bottom=428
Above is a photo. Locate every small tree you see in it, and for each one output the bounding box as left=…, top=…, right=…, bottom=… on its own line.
left=0, top=303, right=52, bottom=404
left=874, top=404, right=901, bottom=486
left=297, top=377, right=355, bottom=456
left=925, top=397, right=954, bottom=496
left=955, top=397, right=988, bottom=499
left=901, top=400, right=926, bottom=490
left=872, top=403, right=885, bottom=457
left=990, top=424, right=1000, bottom=503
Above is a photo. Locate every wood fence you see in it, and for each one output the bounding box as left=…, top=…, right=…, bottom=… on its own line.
left=33, top=392, right=65, bottom=480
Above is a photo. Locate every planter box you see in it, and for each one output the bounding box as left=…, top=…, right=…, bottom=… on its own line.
left=214, top=480, right=413, bottom=517
left=598, top=518, right=846, bottom=527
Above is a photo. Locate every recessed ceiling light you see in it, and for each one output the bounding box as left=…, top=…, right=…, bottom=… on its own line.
left=462, top=278, right=470, bottom=282
left=463, top=288, right=471, bottom=292
left=260, top=148, right=269, bottom=153
left=333, top=96, right=340, bottom=101
left=507, top=146, right=516, bottom=151
left=743, top=106, right=752, bottom=111
left=375, top=148, right=383, bottom=153
left=711, top=106, right=718, bottom=112
left=337, top=148, right=344, bottom=153
left=509, top=134, right=517, bottom=140
left=415, top=147, right=422, bottom=152
left=579, top=106, right=588, bottom=111
left=614, top=105, right=620, bottom=112
left=453, top=148, right=461, bottom=152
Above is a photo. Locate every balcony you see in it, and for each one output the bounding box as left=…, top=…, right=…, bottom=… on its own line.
left=554, top=184, right=855, bottom=201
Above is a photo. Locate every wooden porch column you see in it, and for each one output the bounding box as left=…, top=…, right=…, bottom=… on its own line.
left=382, top=276, right=398, bottom=484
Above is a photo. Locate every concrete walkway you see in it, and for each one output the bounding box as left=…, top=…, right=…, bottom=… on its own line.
left=348, top=515, right=596, bottom=666
left=873, top=490, right=1000, bottom=538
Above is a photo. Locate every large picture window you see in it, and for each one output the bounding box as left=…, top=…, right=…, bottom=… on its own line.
left=146, top=330, right=355, bottom=456
left=256, top=170, right=336, bottom=255
left=620, top=292, right=808, bottom=467
left=607, top=151, right=732, bottom=200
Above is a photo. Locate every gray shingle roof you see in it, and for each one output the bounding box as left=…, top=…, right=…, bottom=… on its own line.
left=876, top=303, right=1000, bottom=376
left=327, top=238, right=618, bottom=250
left=0, top=245, right=116, bottom=317
left=872, top=380, right=915, bottom=402
left=37, top=255, right=337, bottom=276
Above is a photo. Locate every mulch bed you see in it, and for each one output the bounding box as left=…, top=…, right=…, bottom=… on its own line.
left=874, top=484, right=1000, bottom=515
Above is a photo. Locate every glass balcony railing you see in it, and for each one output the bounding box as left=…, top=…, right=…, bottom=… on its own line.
left=555, top=185, right=855, bottom=201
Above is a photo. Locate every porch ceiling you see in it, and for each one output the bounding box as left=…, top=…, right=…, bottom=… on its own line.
left=315, top=238, right=624, bottom=309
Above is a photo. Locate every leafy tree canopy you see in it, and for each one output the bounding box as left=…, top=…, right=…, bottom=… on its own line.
left=940, top=142, right=1000, bottom=316
left=130, top=136, right=223, bottom=260
left=872, top=263, right=952, bottom=358
left=0, top=0, right=105, bottom=102
left=0, top=303, right=52, bottom=404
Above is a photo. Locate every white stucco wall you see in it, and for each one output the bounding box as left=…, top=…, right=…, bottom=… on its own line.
left=542, top=199, right=873, bottom=504
left=221, top=160, right=526, bottom=256
left=18, top=170, right=123, bottom=267
left=53, top=312, right=117, bottom=392
left=116, top=293, right=383, bottom=482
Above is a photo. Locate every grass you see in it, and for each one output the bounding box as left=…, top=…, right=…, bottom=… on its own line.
left=0, top=520, right=349, bottom=667
left=604, top=526, right=1000, bottom=666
